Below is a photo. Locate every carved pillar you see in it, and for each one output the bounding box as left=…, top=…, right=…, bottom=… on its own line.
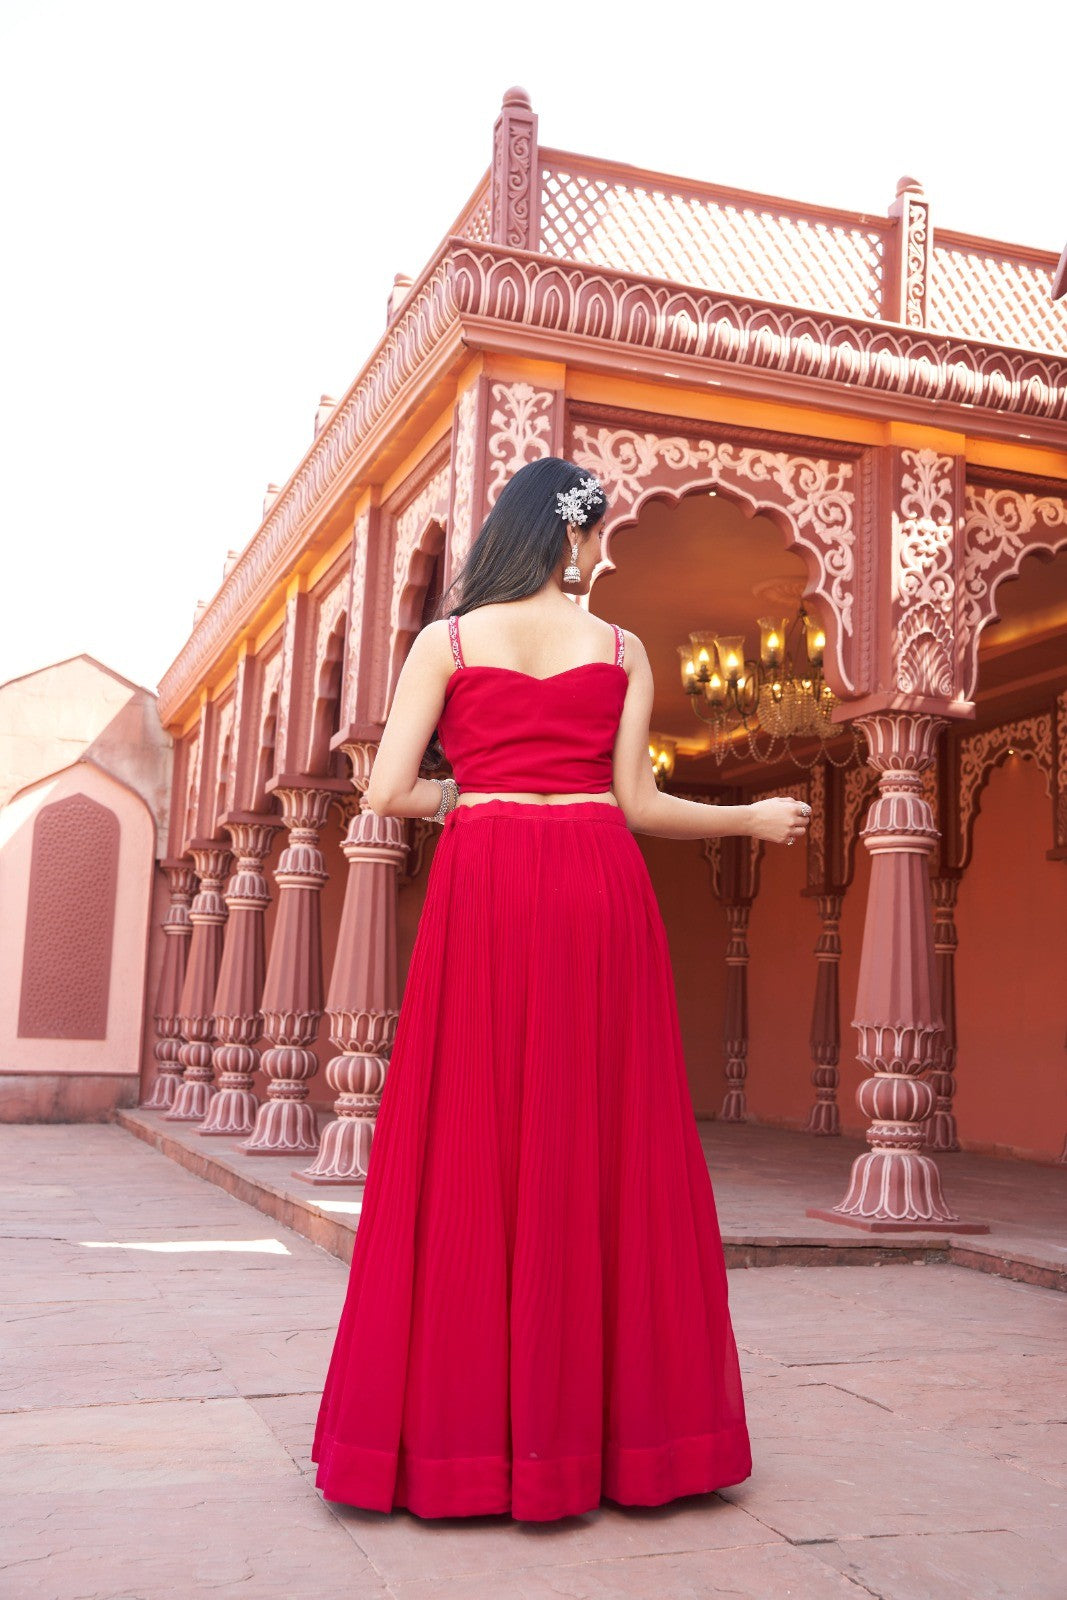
left=808, top=714, right=986, bottom=1231
left=720, top=902, right=752, bottom=1122
left=142, top=861, right=196, bottom=1110
left=166, top=843, right=232, bottom=1122
left=240, top=781, right=343, bottom=1156
left=197, top=817, right=280, bottom=1137
left=805, top=893, right=843, bottom=1135
left=926, top=873, right=962, bottom=1153
left=297, top=746, right=411, bottom=1183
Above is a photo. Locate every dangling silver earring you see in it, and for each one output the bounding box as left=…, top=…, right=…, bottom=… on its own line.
left=563, top=539, right=581, bottom=585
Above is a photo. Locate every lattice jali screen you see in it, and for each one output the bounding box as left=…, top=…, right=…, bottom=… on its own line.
left=540, top=167, right=887, bottom=320
left=928, top=245, right=1067, bottom=354
left=455, top=186, right=492, bottom=244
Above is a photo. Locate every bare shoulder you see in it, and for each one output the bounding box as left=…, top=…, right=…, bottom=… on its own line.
left=418, top=616, right=452, bottom=648
left=406, top=617, right=454, bottom=675
left=617, top=626, right=649, bottom=674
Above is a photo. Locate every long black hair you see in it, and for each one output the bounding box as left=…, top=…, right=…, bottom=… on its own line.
left=437, top=456, right=609, bottom=618
left=418, top=457, right=610, bottom=775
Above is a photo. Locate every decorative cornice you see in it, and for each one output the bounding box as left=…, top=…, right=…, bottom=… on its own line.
left=448, top=242, right=1067, bottom=421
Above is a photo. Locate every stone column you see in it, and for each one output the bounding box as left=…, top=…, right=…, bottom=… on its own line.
left=142, top=861, right=196, bottom=1110
left=720, top=902, right=752, bottom=1122
left=805, top=892, right=843, bottom=1135
left=808, top=714, right=985, bottom=1232
left=926, top=873, right=962, bottom=1153
left=197, top=817, right=280, bottom=1137
left=297, top=755, right=410, bottom=1183
left=240, top=781, right=344, bottom=1156
left=166, top=843, right=232, bottom=1122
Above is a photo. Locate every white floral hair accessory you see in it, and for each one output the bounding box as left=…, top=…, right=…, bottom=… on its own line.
left=555, top=475, right=604, bottom=527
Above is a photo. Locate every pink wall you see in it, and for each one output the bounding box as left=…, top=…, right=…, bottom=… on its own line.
left=747, top=838, right=820, bottom=1127
left=953, top=755, right=1066, bottom=1160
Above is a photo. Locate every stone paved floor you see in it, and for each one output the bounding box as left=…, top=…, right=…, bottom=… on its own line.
left=1, top=1124, right=1064, bottom=1600
left=118, top=1109, right=1067, bottom=1289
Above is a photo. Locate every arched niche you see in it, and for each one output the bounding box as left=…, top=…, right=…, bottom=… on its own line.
left=384, top=515, right=447, bottom=712
left=0, top=759, right=155, bottom=1079
left=307, top=612, right=349, bottom=778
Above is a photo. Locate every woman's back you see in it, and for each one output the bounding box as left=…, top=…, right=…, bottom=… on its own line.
left=448, top=598, right=624, bottom=678
left=436, top=603, right=628, bottom=800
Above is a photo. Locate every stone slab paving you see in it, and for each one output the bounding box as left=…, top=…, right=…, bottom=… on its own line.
left=117, top=1109, right=1067, bottom=1290
left=1, top=1124, right=1065, bottom=1600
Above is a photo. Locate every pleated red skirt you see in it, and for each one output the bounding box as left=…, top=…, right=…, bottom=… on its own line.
left=311, top=798, right=751, bottom=1521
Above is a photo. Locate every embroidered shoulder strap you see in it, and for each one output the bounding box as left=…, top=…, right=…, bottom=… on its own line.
left=612, top=623, right=625, bottom=668
left=448, top=613, right=465, bottom=668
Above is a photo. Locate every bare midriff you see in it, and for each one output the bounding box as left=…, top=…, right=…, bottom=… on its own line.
left=456, top=790, right=620, bottom=808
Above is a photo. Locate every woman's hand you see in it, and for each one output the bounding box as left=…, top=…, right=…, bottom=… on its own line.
left=748, top=796, right=812, bottom=847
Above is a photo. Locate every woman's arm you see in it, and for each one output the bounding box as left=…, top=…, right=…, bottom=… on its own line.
left=611, top=631, right=811, bottom=845
left=363, top=620, right=452, bottom=818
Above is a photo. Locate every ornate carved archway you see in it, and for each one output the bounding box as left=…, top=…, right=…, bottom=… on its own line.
left=567, top=407, right=870, bottom=699
left=959, top=478, right=1067, bottom=700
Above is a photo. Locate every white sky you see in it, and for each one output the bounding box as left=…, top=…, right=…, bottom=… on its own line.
left=1, top=0, right=1063, bottom=695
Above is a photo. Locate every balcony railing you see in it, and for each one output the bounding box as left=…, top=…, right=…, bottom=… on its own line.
left=540, top=153, right=890, bottom=325
left=533, top=148, right=1065, bottom=356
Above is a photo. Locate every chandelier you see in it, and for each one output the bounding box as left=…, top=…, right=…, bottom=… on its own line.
left=676, top=583, right=860, bottom=768
left=648, top=734, right=677, bottom=790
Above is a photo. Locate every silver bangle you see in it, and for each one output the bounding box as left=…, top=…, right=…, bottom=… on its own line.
left=429, top=776, right=459, bottom=822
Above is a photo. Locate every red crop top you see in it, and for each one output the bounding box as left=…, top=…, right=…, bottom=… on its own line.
left=436, top=613, right=629, bottom=794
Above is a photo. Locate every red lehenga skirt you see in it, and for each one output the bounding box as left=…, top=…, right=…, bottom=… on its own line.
left=311, top=798, right=751, bottom=1521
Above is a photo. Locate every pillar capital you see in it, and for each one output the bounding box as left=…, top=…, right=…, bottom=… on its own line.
left=219, top=812, right=281, bottom=911
left=341, top=804, right=410, bottom=871
left=338, top=740, right=378, bottom=793
left=856, top=711, right=945, bottom=773
left=856, top=713, right=945, bottom=855
left=266, top=775, right=351, bottom=828
left=184, top=841, right=233, bottom=924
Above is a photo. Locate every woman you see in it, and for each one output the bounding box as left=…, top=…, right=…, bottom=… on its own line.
left=311, top=456, right=811, bottom=1522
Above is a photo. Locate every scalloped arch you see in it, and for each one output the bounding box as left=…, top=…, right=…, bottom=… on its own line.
left=571, top=422, right=859, bottom=695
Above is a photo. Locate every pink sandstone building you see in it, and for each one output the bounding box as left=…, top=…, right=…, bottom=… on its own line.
left=5, top=89, right=1065, bottom=1228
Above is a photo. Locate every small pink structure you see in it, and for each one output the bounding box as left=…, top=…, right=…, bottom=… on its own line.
left=0, top=656, right=170, bottom=1120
